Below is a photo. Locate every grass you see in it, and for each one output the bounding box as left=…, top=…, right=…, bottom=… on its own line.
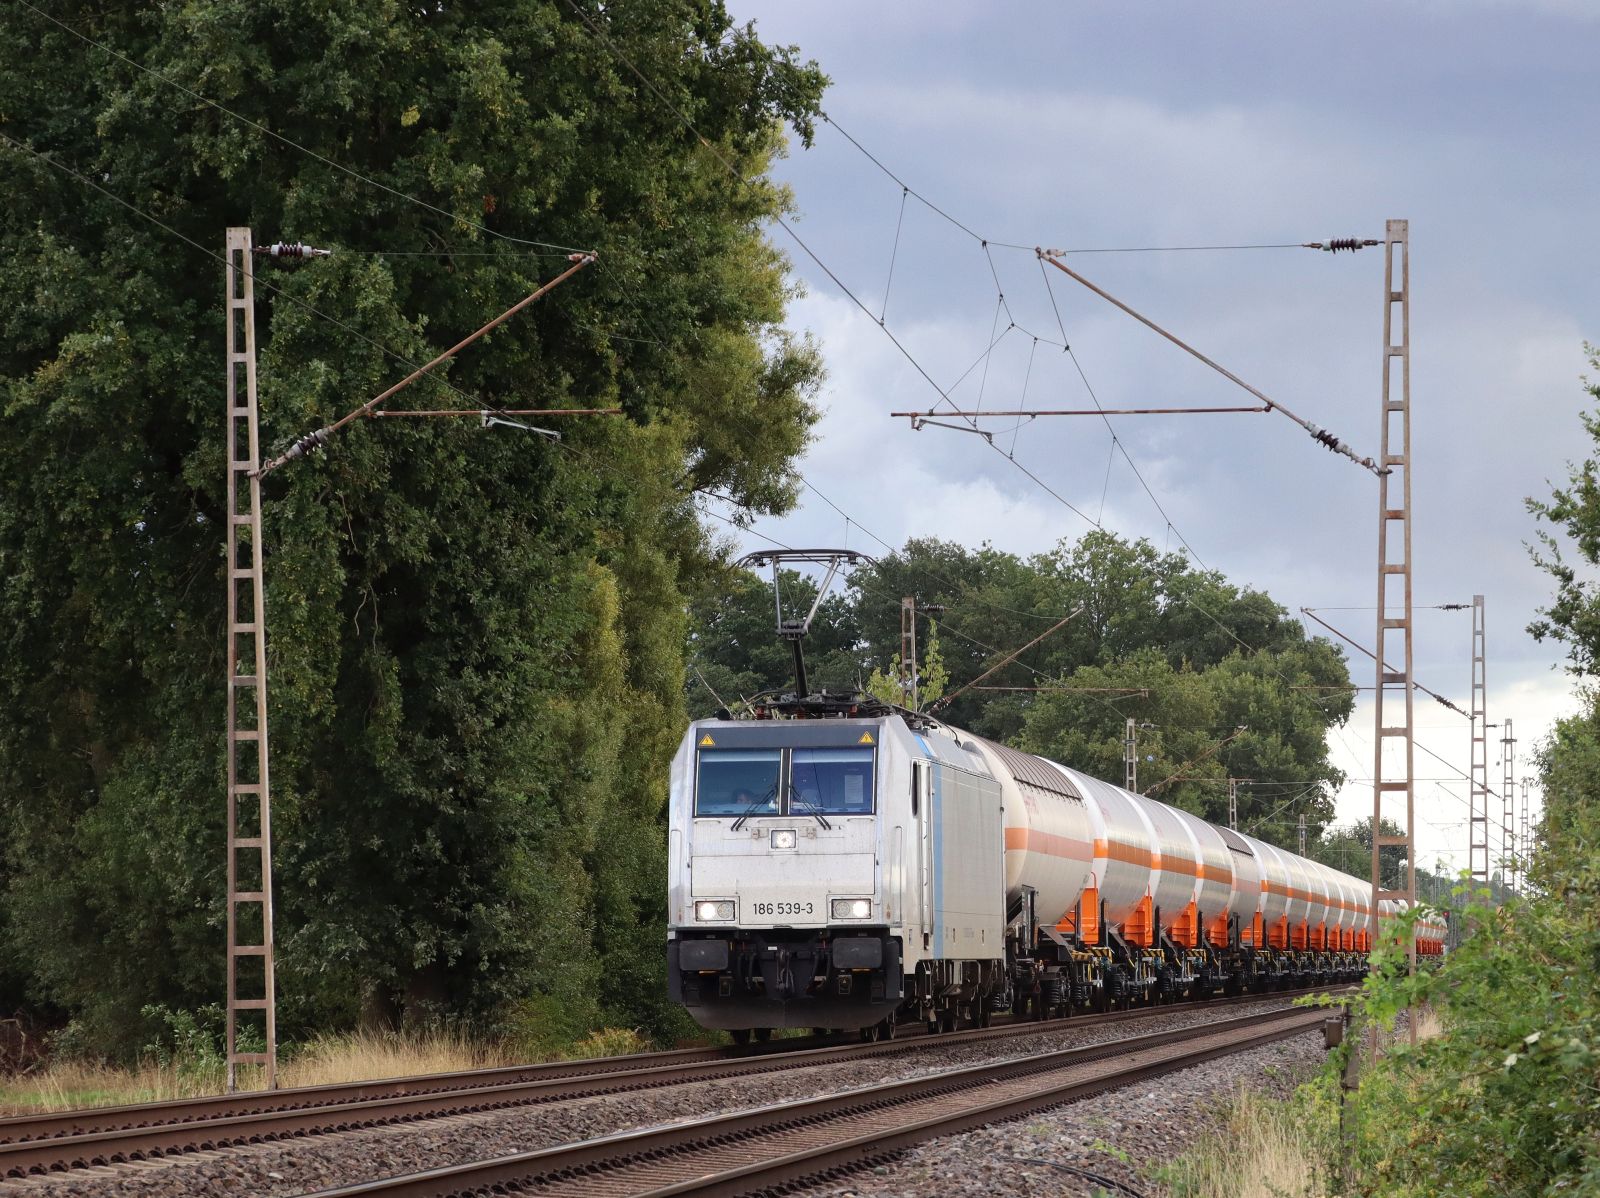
left=1156, top=1082, right=1338, bottom=1198
left=1155, top=1005, right=1443, bottom=1197
left=0, top=1025, right=656, bottom=1116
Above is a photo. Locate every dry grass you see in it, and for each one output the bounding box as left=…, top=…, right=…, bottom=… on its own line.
left=1158, top=1084, right=1336, bottom=1198
left=278, top=1029, right=511, bottom=1090
left=0, top=1026, right=653, bottom=1116
left=1412, top=1005, right=1442, bottom=1041
left=0, top=1060, right=179, bottom=1115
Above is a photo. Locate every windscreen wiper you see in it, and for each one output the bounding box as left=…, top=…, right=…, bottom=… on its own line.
left=730, top=782, right=780, bottom=831
left=788, top=784, right=833, bottom=830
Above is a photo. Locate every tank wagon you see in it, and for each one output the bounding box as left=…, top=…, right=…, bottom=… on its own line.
left=667, top=705, right=1444, bottom=1039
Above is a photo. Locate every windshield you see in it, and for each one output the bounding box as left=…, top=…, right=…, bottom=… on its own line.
left=791, top=748, right=875, bottom=815
left=695, top=749, right=781, bottom=817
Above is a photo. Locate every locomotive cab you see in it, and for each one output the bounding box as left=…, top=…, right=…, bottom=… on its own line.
left=666, top=715, right=901, bottom=1032
left=666, top=709, right=1007, bottom=1036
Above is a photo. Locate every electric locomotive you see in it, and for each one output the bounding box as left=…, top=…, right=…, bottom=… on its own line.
left=666, top=701, right=1443, bottom=1041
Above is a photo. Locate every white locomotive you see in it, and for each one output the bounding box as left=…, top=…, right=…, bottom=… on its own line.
left=666, top=704, right=1444, bottom=1040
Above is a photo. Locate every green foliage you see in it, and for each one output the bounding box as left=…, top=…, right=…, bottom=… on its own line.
left=1338, top=887, right=1600, bottom=1196
left=1528, top=344, right=1600, bottom=674
left=138, top=1004, right=243, bottom=1086
left=0, top=0, right=825, bottom=1053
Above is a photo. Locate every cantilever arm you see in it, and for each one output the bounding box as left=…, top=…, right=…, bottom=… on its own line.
left=257, top=253, right=595, bottom=476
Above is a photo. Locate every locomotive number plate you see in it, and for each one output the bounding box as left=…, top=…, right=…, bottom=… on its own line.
left=752, top=901, right=814, bottom=916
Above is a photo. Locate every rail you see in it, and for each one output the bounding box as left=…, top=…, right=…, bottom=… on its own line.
left=0, top=987, right=1346, bottom=1179
left=303, top=1004, right=1329, bottom=1196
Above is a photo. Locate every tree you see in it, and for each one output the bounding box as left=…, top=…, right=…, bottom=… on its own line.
left=1528, top=344, right=1600, bottom=674
left=0, top=0, right=826, bottom=1052
left=843, top=530, right=1345, bottom=742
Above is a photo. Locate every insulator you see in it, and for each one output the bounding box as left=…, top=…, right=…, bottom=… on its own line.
left=254, top=242, right=331, bottom=259
left=1315, top=237, right=1380, bottom=253
left=277, top=427, right=331, bottom=466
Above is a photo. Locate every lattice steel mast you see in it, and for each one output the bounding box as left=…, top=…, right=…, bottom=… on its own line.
left=1469, top=595, right=1490, bottom=889
left=222, top=235, right=595, bottom=1091
left=1370, top=219, right=1416, bottom=1008
left=1519, top=774, right=1532, bottom=892
left=224, top=228, right=277, bottom=1091
left=1502, top=718, right=1516, bottom=893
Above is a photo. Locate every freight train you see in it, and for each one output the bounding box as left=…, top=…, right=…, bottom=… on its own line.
left=666, top=699, right=1444, bottom=1041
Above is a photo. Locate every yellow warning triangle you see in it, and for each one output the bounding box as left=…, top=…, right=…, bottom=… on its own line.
left=699, top=733, right=716, bottom=747
left=858, top=731, right=875, bottom=745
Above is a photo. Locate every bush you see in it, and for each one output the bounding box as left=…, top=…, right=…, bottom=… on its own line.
left=138, top=1004, right=251, bottom=1089
left=1338, top=888, right=1600, bottom=1196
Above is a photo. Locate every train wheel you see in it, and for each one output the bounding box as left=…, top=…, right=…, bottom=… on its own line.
left=881, top=1011, right=898, bottom=1040
left=730, top=1029, right=751, bottom=1047
left=753, top=1027, right=772, bottom=1043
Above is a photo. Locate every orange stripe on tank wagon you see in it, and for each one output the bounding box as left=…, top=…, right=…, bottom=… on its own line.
left=1003, top=827, right=1092, bottom=860
left=1261, top=879, right=1322, bottom=904
left=1008, top=832, right=1238, bottom=889
left=1085, top=838, right=1233, bottom=884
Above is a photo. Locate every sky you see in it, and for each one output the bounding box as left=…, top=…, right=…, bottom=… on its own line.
left=715, top=0, right=1600, bottom=881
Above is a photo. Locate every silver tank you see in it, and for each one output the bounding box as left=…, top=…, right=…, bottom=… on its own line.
left=966, top=733, right=1377, bottom=946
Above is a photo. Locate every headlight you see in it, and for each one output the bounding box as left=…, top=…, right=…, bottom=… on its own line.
left=770, top=829, right=797, bottom=850
left=695, top=900, right=735, bottom=921
left=831, top=898, right=871, bottom=920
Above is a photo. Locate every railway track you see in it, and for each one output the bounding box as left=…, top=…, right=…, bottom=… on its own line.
left=0, top=986, right=1346, bottom=1180
left=302, top=1003, right=1330, bottom=1197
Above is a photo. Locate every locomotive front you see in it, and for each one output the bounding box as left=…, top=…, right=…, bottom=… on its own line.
left=665, top=715, right=904, bottom=1036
